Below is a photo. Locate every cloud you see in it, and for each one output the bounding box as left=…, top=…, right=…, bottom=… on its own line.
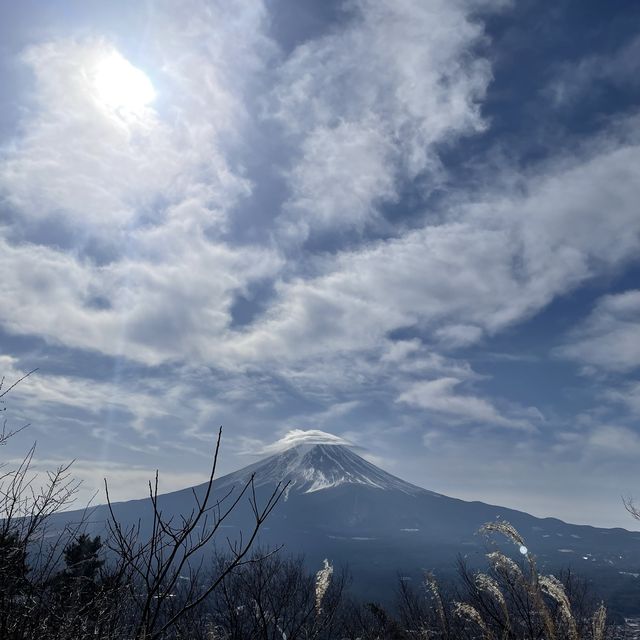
left=604, top=381, right=640, bottom=416
left=270, top=0, right=495, bottom=239
left=557, top=290, right=640, bottom=373
left=226, top=116, right=640, bottom=369
left=547, top=34, right=640, bottom=108
left=396, top=377, right=533, bottom=429
left=281, top=122, right=397, bottom=238
left=2, top=453, right=210, bottom=508
left=434, top=324, right=484, bottom=347
left=4, top=3, right=639, bottom=383
left=257, top=429, right=354, bottom=454
left=283, top=400, right=361, bottom=430
left=0, top=355, right=224, bottom=441
left=587, top=424, right=640, bottom=456
left=0, top=5, right=284, bottom=368
left=1, top=37, right=247, bottom=231
left=0, top=233, right=281, bottom=366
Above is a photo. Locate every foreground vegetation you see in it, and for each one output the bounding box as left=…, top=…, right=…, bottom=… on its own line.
left=0, top=521, right=611, bottom=639
left=0, top=376, right=613, bottom=639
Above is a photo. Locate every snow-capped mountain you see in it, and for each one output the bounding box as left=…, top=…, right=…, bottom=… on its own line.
left=71, top=441, right=640, bottom=614
left=215, top=443, right=428, bottom=497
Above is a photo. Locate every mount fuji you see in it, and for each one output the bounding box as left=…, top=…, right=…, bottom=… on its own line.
left=213, top=442, right=427, bottom=497
left=74, top=441, right=640, bottom=611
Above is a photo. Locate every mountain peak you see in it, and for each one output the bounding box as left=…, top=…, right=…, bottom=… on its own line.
left=218, top=442, right=428, bottom=497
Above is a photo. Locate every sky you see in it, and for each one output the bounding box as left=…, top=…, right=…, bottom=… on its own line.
left=1, top=0, right=639, bottom=529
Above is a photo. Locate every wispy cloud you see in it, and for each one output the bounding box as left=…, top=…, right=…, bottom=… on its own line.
left=546, top=34, right=640, bottom=108
left=226, top=125, right=640, bottom=367
left=270, top=0, right=494, bottom=240
left=397, top=377, right=536, bottom=429
left=603, top=381, right=640, bottom=417
left=587, top=424, right=640, bottom=456
left=556, top=290, right=640, bottom=373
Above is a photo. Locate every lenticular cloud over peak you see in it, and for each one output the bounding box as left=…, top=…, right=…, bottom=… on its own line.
left=261, top=429, right=354, bottom=454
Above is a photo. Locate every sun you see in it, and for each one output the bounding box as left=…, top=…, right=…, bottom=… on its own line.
left=93, top=51, right=155, bottom=116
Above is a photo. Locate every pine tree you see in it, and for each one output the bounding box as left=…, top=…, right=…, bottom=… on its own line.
left=63, top=534, right=104, bottom=580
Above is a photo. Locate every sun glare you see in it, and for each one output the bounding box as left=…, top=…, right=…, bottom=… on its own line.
left=93, top=51, right=155, bottom=116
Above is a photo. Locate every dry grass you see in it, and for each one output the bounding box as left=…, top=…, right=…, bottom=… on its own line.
left=424, top=520, right=608, bottom=640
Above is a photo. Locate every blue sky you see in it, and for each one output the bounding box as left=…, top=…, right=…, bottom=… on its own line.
left=1, top=0, right=640, bottom=528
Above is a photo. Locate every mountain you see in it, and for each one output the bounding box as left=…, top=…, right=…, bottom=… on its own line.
left=72, top=443, right=640, bottom=613
left=213, top=442, right=427, bottom=496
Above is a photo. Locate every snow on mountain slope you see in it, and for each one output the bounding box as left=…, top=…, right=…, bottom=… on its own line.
left=214, top=443, right=432, bottom=498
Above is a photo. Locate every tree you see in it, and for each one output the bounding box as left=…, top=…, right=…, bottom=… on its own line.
left=103, top=425, right=288, bottom=640
left=197, top=548, right=346, bottom=640
left=0, top=372, right=288, bottom=639
left=0, top=371, right=84, bottom=639
left=63, top=534, right=104, bottom=580
left=623, top=497, right=640, bottom=523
